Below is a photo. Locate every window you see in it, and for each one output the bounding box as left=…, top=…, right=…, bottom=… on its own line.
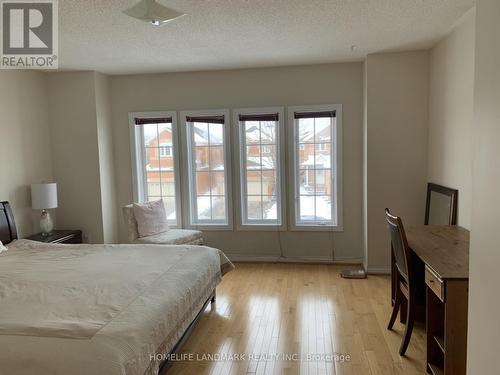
left=129, top=112, right=181, bottom=226
left=182, top=110, right=231, bottom=227
left=261, top=145, right=272, bottom=154
left=235, top=108, right=285, bottom=227
left=288, top=105, right=343, bottom=229
left=159, top=144, right=173, bottom=157
left=315, top=143, right=328, bottom=152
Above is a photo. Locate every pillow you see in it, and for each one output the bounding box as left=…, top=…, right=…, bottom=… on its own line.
left=0, top=240, right=7, bottom=253
left=132, top=199, right=169, bottom=238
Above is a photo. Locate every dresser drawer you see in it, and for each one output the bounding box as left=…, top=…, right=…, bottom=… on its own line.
left=425, top=266, right=445, bottom=302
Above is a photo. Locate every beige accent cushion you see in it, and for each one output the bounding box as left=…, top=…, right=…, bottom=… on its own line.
left=132, top=200, right=169, bottom=238
left=134, top=229, right=203, bottom=246
left=122, top=204, right=140, bottom=242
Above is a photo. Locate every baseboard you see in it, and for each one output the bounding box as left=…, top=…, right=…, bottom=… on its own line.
left=334, top=257, right=363, bottom=264
left=366, top=267, right=391, bottom=274
left=226, top=254, right=363, bottom=265
left=226, top=255, right=280, bottom=263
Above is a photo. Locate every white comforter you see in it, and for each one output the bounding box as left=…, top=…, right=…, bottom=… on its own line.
left=0, top=240, right=233, bottom=375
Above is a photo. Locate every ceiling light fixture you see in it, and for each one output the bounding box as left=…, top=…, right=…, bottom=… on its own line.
left=123, top=0, right=185, bottom=26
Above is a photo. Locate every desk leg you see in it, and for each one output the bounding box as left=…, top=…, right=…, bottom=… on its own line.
left=443, top=280, right=468, bottom=375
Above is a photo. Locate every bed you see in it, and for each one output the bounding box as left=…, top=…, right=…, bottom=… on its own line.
left=0, top=201, right=233, bottom=375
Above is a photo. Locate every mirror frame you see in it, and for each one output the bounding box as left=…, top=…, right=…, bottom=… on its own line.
left=425, top=182, right=458, bottom=225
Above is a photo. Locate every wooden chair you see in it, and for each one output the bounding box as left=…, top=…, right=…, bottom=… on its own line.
left=386, top=208, right=416, bottom=356
left=391, top=183, right=458, bottom=310
left=424, top=182, right=458, bottom=225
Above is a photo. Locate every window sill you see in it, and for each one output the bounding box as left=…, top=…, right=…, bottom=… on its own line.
left=186, top=224, right=233, bottom=231
left=236, top=224, right=287, bottom=231
left=290, top=225, right=343, bottom=232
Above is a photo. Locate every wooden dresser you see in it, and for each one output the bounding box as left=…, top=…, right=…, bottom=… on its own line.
left=405, top=225, right=469, bottom=375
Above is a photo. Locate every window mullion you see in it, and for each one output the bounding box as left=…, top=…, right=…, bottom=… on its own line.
left=140, top=127, right=148, bottom=202
left=272, top=121, right=278, bottom=224
left=190, top=123, right=197, bottom=224
left=313, top=117, right=317, bottom=222
left=295, top=119, right=300, bottom=224
left=208, top=123, right=213, bottom=221
left=157, top=123, right=163, bottom=199
left=242, top=122, right=247, bottom=224
left=331, top=117, right=335, bottom=222
left=259, top=121, right=264, bottom=221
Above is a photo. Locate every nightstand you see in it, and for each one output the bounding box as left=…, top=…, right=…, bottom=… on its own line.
left=27, top=230, right=83, bottom=244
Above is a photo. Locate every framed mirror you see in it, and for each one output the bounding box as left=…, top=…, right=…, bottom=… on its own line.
left=425, top=183, right=458, bottom=225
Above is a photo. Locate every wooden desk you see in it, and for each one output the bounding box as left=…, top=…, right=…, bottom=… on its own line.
left=392, top=225, right=469, bottom=375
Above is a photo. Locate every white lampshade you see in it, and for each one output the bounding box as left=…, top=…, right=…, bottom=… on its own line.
left=31, top=183, right=58, bottom=210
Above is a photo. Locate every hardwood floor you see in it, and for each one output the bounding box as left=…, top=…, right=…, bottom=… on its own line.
left=169, top=263, right=427, bottom=375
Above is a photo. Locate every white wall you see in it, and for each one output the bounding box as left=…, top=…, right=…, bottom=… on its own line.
left=47, top=72, right=104, bottom=243
left=364, top=51, right=430, bottom=273
left=0, top=71, right=53, bottom=237
left=95, top=73, right=119, bottom=243
left=47, top=71, right=120, bottom=244
left=362, top=62, right=369, bottom=271
left=428, top=10, right=475, bottom=229
left=110, top=63, right=364, bottom=262
left=467, top=0, right=500, bottom=372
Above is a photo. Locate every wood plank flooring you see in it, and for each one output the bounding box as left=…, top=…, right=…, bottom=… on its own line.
left=168, top=263, right=427, bottom=375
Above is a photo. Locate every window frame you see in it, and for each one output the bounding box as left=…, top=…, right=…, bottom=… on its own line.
left=233, top=107, right=286, bottom=230
left=315, top=143, right=328, bottom=152
left=180, top=109, right=233, bottom=230
left=128, top=111, right=182, bottom=227
left=287, top=104, right=343, bottom=231
left=159, top=144, right=173, bottom=157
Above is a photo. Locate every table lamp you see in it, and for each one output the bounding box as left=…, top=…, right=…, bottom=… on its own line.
left=31, top=183, right=58, bottom=236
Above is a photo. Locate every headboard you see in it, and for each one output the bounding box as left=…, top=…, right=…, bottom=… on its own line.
left=0, top=201, right=18, bottom=244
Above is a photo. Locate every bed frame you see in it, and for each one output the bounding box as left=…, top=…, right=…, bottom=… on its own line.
left=0, top=201, right=215, bottom=374
left=159, top=290, right=216, bottom=374
left=0, top=201, right=17, bottom=245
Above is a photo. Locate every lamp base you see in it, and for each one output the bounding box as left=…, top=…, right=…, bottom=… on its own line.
left=40, top=210, right=54, bottom=236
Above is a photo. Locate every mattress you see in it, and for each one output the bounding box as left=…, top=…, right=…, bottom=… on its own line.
left=0, top=240, right=233, bottom=375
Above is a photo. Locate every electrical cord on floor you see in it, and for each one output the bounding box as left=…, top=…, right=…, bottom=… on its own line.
left=330, top=228, right=335, bottom=263
left=276, top=227, right=286, bottom=262
left=273, top=225, right=336, bottom=264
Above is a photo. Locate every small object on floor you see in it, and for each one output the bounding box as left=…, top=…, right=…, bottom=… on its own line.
left=340, top=269, right=367, bottom=279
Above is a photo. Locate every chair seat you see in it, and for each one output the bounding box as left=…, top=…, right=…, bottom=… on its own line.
left=133, top=229, right=203, bottom=245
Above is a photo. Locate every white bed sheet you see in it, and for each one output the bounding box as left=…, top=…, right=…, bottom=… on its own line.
left=0, top=240, right=233, bottom=375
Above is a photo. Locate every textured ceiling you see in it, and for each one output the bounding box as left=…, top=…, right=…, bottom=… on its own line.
left=58, top=0, right=475, bottom=75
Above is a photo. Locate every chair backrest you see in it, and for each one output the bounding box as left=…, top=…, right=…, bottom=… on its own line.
left=425, top=182, right=458, bottom=225
left=385, top=208, right=412, bottom=282
left=122, top=204, right=139, bottom=242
